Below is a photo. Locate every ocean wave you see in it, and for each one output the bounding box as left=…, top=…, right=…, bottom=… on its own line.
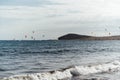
left=1, top=60, right=120, bottom=80
left=0, top=69, right=6, bottom=71
left=19, top=49, right=71, bottom=55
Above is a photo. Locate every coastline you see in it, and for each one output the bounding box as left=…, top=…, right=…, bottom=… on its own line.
left=58, top=34, right=120, bottom=40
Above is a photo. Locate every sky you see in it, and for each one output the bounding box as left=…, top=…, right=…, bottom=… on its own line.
left=1, top=0, right=120, bottom=40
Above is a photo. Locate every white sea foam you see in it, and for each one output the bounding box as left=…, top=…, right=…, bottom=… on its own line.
left=71, top=60, right=120, bottom=75
left=1, top=60, right=120, bottom=80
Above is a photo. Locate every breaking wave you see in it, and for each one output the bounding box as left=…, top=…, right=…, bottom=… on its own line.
left=1, top=60, right=120, bottom=80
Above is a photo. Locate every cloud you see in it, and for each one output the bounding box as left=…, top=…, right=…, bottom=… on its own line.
left=1, top=0, right=120, bottom=40
left=0, top=6, right=46, bottom=19
left=1, top=0, right=120, bottom=20
left=0, top=0, right=62, bottom=7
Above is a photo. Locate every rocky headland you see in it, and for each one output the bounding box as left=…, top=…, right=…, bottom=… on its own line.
left=58, top=33, right=120, bottom=40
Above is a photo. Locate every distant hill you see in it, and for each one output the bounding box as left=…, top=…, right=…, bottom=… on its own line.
left=58, top=33, right=120, bottom=40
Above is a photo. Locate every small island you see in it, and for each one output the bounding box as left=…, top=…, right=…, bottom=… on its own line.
left=58, top=33, right=120, bottom=40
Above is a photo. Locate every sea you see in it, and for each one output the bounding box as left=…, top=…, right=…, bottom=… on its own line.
left=0, top=40, right=120, bottom=80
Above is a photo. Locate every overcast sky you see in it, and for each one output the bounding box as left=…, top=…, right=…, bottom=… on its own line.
left=0, top=0, right=120, bottom=40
